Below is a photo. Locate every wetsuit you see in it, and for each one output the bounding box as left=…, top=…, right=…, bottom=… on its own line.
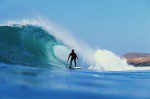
left=69, top=52, right=77, bottom=67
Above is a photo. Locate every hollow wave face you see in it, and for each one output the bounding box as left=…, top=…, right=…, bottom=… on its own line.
left=0, top=25, right=69, bottom=69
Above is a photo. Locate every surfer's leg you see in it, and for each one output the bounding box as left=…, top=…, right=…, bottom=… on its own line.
left=74, top=59, right=76, bottom=67
left=70, top=58, right=73, bottom=68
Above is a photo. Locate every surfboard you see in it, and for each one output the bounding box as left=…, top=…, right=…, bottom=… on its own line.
left=66, top=66, right=82, bottom=69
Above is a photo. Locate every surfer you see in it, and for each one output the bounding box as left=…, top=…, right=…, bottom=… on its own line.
left=67, top=49, right=78, bottom=69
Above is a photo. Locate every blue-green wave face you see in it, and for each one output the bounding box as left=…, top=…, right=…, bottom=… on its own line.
left=0, top=25, right=70, bottom=69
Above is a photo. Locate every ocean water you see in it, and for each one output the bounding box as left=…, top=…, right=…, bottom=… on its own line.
left=0, top=20, right=150, bottom=99
left=0, top=63, right=150, bottom=99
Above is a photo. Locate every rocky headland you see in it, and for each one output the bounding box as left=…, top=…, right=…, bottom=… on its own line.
left=122, top=53, right=150, bottom=67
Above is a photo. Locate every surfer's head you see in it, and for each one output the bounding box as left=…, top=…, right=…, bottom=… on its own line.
left=72, top=49, right=74, bottom=53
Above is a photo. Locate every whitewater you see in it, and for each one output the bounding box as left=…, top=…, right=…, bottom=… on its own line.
left=0, top=19, right=150, bottom=99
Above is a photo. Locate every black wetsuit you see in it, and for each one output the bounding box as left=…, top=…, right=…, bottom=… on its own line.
left=69, top=52, right=77, bottom=67
left=70, top=52, right=77, bottom=60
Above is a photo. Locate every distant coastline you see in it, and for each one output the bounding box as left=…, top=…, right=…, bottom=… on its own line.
left=122, top=53, right=150, bottom=67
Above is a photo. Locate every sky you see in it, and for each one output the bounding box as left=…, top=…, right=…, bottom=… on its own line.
left=0, top=0, right=150, bottom=55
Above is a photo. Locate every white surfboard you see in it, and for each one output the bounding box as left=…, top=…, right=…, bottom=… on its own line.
left=72, top=66, right=82, bottom=69
left=66, top=66, right=82, bottom=69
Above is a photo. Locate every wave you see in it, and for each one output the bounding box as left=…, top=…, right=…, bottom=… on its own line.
left=0, top=19, right=150, bottom=71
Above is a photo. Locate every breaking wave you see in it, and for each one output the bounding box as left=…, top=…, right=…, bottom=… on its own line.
left=0, top=19, right=149, bottom=71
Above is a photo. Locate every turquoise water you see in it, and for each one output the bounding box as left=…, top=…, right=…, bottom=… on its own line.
left=0, top=24, right=150, bottom=99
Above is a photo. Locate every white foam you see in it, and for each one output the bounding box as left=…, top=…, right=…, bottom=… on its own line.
left=88, top=49, right=150, bottom=71
left=88, top=49, right=134, bottom=71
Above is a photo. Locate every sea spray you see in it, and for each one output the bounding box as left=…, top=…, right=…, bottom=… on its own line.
left=88, top=49, right=135, bottom=71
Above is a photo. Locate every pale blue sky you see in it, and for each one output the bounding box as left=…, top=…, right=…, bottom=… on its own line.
left=0, top=0, right=150, bottom=55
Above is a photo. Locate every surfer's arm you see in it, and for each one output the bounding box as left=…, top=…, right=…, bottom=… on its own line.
left=67, top=54, right=71, bottom=62
left=76, top=55, right=79, bottom=60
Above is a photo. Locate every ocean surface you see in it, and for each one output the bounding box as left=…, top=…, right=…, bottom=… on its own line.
left=0, top=20, right=150, bottom=99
